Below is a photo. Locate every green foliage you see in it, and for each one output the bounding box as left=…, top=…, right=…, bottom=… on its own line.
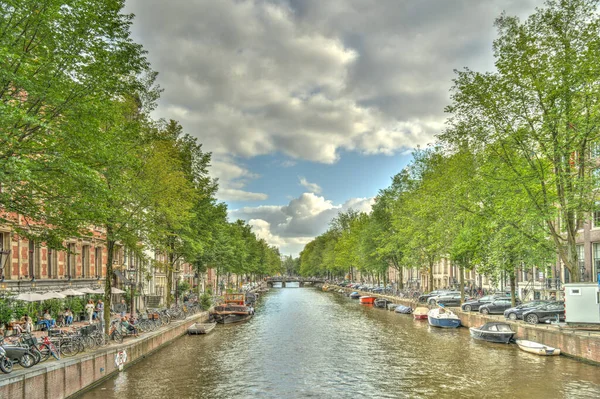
left=200, top=291, right=212, bottom=310
left=64, top=297, right=84, bottom=316
left=177, top=281, right=191, bottom=294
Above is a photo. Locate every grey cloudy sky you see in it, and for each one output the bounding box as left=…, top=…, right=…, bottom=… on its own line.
left=125, top=0, right=541, bottom=256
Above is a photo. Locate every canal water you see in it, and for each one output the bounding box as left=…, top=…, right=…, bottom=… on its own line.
left=78, top=288, right=600, bottom=399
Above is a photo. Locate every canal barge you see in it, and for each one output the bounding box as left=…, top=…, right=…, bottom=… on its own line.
left=469, top=322, right=515, bottom=343
left=210, top=294, right=255, bottom=324
left=427, top=307, right=461, bottom=328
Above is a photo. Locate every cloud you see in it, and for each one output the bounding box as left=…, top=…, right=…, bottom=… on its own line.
left=126, top=0, right=540, bottom=166
left=230, top=192, right=375, bottom=255
left=210, top=156, right=268, bottom=202
left=298, top=177, right=322, bottom=194
left=218, top=189, right=268, bottom=202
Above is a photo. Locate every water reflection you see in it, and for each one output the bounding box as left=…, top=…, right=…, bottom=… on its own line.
left=78, top=288, right=600, bottom=399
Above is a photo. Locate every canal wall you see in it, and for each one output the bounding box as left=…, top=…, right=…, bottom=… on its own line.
left=0, top=312, right=209, bottom=399
left=330, top=287, right=600, bottom=365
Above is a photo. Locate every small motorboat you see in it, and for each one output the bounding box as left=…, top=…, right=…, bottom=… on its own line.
left=349, top=292, right=361, bottom=299
left=387, top=303, right=400, bottom=311
left=413, top=307, right=429, bottom=320
left=188, top=322, right=217, bottom=335
left=394, top=305, right=413, bottom=314
left=359, top=296, right=377, bottom=305
left=427, top=307, right=461, bottom=328
left=515, top=340, right=561, bottom=356
left=469, top=322, right=515, bottom=343
left=374, top=298, right=390, bottom=308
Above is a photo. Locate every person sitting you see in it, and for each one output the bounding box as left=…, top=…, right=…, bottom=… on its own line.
left=64, top=308, right=73, bottom=326
left=38, top=310, right=55, bottom=330
left=22, top=314, right=32, bottom=334
left=120, top=317, right=138, bottom=337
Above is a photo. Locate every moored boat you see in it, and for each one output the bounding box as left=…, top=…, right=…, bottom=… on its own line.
left=469, top=322, right=515, bottom=343
left=188, top=322, right=217, bottom=335
left=515, top=340, right=561, bottom=356
left=427, top=307, right=461, bottom=328
left=349, top=292, right=361, bottom=299
left=374, top=298, right=390, bottom=308
left=413, top=307, right=429, bottom=320
left=359, top=296, right=377, bottom=305
left=394, top=305, right=413, bottom=314
left=210, top=293, right=255, bottom=324
left=387, top=303, right=400, bottom=311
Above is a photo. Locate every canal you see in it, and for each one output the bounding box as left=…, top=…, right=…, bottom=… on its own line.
left=78, top=288, right=600, bottom=399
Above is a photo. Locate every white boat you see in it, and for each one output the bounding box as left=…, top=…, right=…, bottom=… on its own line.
left=427, top=307, right=461, bottom=328
left=187, top=322, right=217, bottom=335
left=515, top=339, right=561, bottom=356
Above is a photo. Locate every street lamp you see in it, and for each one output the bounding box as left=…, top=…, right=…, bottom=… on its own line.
left=126, top=266, right=137, bottom=315
left=174, top=267, right=181, bottom=306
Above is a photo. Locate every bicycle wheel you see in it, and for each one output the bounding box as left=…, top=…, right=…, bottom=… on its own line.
left=84, top=335, right=97, bottom=350
left=60, top=340, right=78, bottom=357
left=30, top=348, right=42, bottom=365
left=112, top=331, right=123, bottom=344
left=0, top=357, right=13, bottom=374
left=18, top=352, right=36, bottom=368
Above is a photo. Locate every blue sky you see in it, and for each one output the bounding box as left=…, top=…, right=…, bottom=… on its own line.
left=125, top=0, right=541, bottom=255
left=227, top=150, right=414, bottom=209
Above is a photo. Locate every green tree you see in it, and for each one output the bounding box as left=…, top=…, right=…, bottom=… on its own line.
left=443, top=0, right=600, bottom=282
left=0, top=0, right=151, bottom=244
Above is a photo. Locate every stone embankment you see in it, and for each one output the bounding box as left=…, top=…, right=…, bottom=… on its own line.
left=330, top=287, right=600, bottom=365
left=0, top=312, right=209, bottom=399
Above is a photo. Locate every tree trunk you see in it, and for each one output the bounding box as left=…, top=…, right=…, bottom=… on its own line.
left=459, top=265, right=465, bottom=303
left=103, top=227, right=115, bottom=335
left=509, top=270, right=517, bottom=306
left=166, top=255, right=173, bottom=308
left=428, top=262, right=434, bottom=292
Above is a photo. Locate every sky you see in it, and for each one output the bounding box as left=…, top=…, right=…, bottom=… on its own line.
left=125, top=0, right=541, bottom=256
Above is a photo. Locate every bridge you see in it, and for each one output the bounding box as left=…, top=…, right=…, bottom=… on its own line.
left=265, top=276, right=325, bottom=288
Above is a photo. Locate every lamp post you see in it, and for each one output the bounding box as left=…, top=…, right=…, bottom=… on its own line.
left=126, top=266, right=137, bottom=316
left=174, top=267, right=181, bottom=306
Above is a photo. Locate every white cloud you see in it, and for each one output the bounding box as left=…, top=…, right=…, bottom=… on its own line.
left=298, top=177, right=322, bottom=194
left=210, top=156, right=267, bottom=202
left=230, top=193, right=375, bottom=255
left=126, top=0, right=541, bottom=164
left=218, top=189, right=268, bottom=202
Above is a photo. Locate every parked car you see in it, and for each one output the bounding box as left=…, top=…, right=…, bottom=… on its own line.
left=503, top=300, right=550, bottom=320
left=418, top=290, right=453, bottom=304
left=432, top=292, right=462, bottom=306
left=522, top=302, right=565, bottom=324
left=479, top=298, right=520, bottom=315
left=461, top=294, right=511, bottom=312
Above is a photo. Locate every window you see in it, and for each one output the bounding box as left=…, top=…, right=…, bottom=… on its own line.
left=28, top=240, right=37, bottom=278
left=564, top=266, right=571, bottom=284
left=569, top=288, right=581, bottom=295
left=95, top=247, right=103, bottom=277
left=67, top=243, right=76, bottom=278
left=577, top=245, right=585, bottom=277
left=82, top=245, right=89, bottom=278
left=47, top=249, right=55, bottom=278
